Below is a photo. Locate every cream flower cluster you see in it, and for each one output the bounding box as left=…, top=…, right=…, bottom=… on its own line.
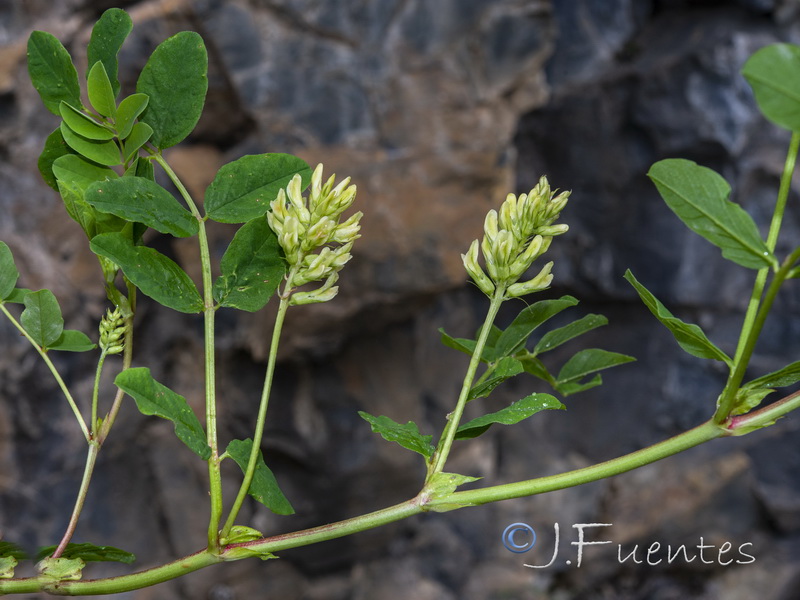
left=99, top=307, right=126, bottom=354
left=463, top=176, right=570, bottom=298
left=267, top=164, right=363, bottom=305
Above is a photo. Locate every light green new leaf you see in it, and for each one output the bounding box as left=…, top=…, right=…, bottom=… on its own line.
left=59, top=101, right=114, bottom=140
left=555, top=348, right=635, bottom=396
left=86, top=61, right=117, bottom=118
left=87, top=7, right=132, bottom=98
left=648, top=159, right=773, bottom=269
left=494, top=295, right=579, bottom=357
left=90, top=233, right=203, bottom=313
left=423, top=472, right=481, bottom=512
left=137, top=31, right=208, bottom=149
left=226, top=439, right=295, bottom=515
left=60, top=121, right=121, bottom=166
left=468, top=356, right=524, bottom=401
left=205, top=154, right=312, bottom=223
left=624, top=269, right=732, bottom=365
left=48, top=330, right=96, bottom=352
left=213, top=217, right=285, bottom=311
left=115, top=367, right=210, bottom=460
left=533, top=313, right=608, bottom=355
left=358, top=411, right=435, bottom=460
left=742, top=44, right=800, bottom=132
left=0, top=242, right=19, bottom=300
left=115, top=93, right=149, bottom=140
left=27, top=31, right=81, bottom=115
left=38, top=128, right=75, bottom=191
left=20, top=290, right=64, bottom=348
left=456, top=393, right=565, bottom=440
left=86, top=177, right=198, bottom=237
left=123, top=122, right=153, bottom=161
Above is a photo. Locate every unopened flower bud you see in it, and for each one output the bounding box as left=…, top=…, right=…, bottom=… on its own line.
left=99, top=308, right=126, bottom=354
left=506, top=261, right=554, bottom=298
left=462, top=239, right=495, bottom=296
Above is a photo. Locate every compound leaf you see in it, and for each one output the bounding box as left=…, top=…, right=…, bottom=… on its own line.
left=115, top=367, right=210, bottom=460
left=86, top=177, right=198, bottom=237
left=468, top=356, right=524, bottom=401
left=648, top=159, right=773, bottom=269
left=60, top=121, right=121, bottom=166
left=20, top=289, right=64, bottom=348
left=59, top=101, right=113, bottom=140
left=0, top=242, right=19, bottom=300
left=27, top=31, right=81, bottom=115
left=456, top=393, right=565, bottom=440
left=90, top=233, right=203, bottom=313
left=358, top=411, right=435, bottom=460
left=494, top=295, right=579, bottom=357
left=205, top=154, right=312, bottom=223
left=87, top=7, right=132, bottom=98
left=213, top=217, right=285, bottom=311
left=137, top=31, right=208, bottom=149
left=555, top=348, right=635, bottom=396
left=742, top=43, right=800, bottom=132
left=226, top=439, right=294, bottom=515
left=625, top=269, right=732, bottom=365
left=37, top=543, right=134, bottom=564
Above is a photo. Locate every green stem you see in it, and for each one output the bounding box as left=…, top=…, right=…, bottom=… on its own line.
left=0, top=304, right=89, bottom=441
left=714, top=132, right=800, bottom=422
left=152, top=152, right=223, bottom=551
left=221, top=275, right=295, bottom=537
left=91, top=351, right=108, bottom=434
left=428, top=420, right=724, bottom=508
left=50, top=442, right=100, bottom=559
left=714, top=246, right=800, bottom=421
left=429, top=286, right=505, bottom=476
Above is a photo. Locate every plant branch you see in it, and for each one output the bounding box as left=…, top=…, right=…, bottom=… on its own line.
left=0, top=304, right=89, bottom=441
left=151, top=152, right=224, bottom=551
left=50, top=442, right=100, bottom=558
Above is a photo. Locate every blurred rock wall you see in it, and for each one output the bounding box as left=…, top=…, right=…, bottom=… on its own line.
left=1, top=0, right=800, bottom=598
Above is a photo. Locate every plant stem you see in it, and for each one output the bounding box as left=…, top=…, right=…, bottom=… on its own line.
left=152, top=152, right=223, bottom=551
left=50, top=442, right=100, bottom=558
left=429, top=286, right=505, bottom=476
left=713, top=132, right=800, bottom=422
left=91, top=351, right=108, bottom=434
left=0, top=304, right=89, bottom=441
left=221, top=276, right=294, bottom=537
left=97, top=292, right=135, bottom=444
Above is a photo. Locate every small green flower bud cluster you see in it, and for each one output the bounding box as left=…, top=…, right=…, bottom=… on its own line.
left=267, top=164, right=363, bottom=305
left=99, top=307, right=126, bottom=354
left=462, top=176, right=570, bottom=298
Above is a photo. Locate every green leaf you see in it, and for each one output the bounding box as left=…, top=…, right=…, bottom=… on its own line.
left=27, top=31, right=81, bottom=115
left=37, top=557, right=84, bottom=581
left=48, top=330, right=96, bottom=352
left=60, top=121, right=121, bottom=166
left=494, top=295, right=579, bottom=357
left=20, top=290, right=64, bottom=348
left=744, top=360, right=800, bottom=390
left=468, top=356, right=524, bottom=401
left=90, top=233, right=203, bottom=313
left=534, top=314, right=608, bottom=355
left=52, top=154, right=118, bottom=191
left=423, top=472, right=481, bottom=512
left=0, top=541, right=27, bottom=560
left=221, top=525, right=263, bottom=545
left=2, top=288, right=32, bottom=304
left=555, top=348, right=635, bottom=396
left=38, top=128, right=75, bottom=191
left=37, top=543, right=135, bottom=564
left=648, top=159, right=773, bottom=269
left=518, top=354, right=555, bottom=384
left=86, top=177, right=198, bottom=238
left=123, top=122, right=153, bottom=161
left=205, top=154, right=312, bottom=223
left=358, top=411, right=435, bottom=460
left=213, top=217, right=285, bottom=311
left=456, top=393, right=565, bottom=440
left=438, top=326, right=502, bottom=363
left=225, top=439, right=295, bottom=515
left=137, top=31, right=208, bottom=149
left=624, top=270, right=732, bottom=365
left=87, top=8, right=132, bottom=99
left=60, top=101, right=114, bottom=140
left=0, top=241, right=19, bottom=300
left=115, top=93, right=149, bottom=140
left=86, top=61, right=117, bottom=118
left=115, top=367, right=210, bottom=460
left=742, top=44, right=800, bottom=132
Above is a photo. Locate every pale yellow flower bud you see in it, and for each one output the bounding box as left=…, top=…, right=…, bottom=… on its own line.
left=506, top=261, right=554, bottom=298
left=462, top=239, right=495, bottom=296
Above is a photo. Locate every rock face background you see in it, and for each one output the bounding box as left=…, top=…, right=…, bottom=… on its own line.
left=2, top=0, right=800, bottom=598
